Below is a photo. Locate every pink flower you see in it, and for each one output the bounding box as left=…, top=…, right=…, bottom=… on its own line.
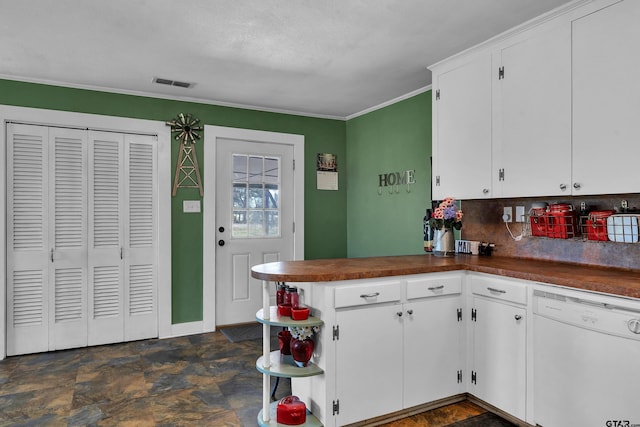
left=456, top=210, right=464, bottom=221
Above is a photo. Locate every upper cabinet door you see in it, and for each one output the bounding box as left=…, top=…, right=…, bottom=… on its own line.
left=572, top=0, right=640, bottom=195
left=432, top=54, right=493, bottom=200
left=495, top=23, right=572, bottom=197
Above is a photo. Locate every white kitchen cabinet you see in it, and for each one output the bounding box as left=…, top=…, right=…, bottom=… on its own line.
left=430, top=0, right=640, bottom=199
left=572, top=0, right=640, bottom=195
left=292, top=273, right=464, bottom=426
left=335, top=303, right=404, bottom=425
left=404, top=294, right=463, bottom=407
left=494, top=22, right=572, bottom=197
left=432, top=53, right=493, bottom=200
left=470, top=276, right=527, bottom=420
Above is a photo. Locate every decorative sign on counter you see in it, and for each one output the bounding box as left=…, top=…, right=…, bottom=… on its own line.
left=378, top=169, right=415, bottom=194
left=317, top=153, right=338, bottom=190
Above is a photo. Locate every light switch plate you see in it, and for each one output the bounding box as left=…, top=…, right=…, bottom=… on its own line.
left=183, top=200, right=201, bottom=213
left=515, top=206, right=525, bottom=222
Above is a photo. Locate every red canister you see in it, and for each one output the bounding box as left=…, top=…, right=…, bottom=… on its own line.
left=547, top=203, right=577, bottom=239
left=277, top=396, right=307, bottom=425
left=529, top=203, right=548, bottom=237
left=586, top=210, right=616, bottom=241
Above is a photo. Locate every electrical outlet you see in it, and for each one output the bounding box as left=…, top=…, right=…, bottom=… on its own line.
left=515, top=206, right=525, bottom=223
left=503, top=206, right=512, bottom=222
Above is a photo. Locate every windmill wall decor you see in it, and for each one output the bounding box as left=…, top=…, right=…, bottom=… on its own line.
left=166, top=113, right=204, bottom=197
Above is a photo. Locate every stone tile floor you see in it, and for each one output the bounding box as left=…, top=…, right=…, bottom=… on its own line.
left=0, top=331, right=514, bottom=426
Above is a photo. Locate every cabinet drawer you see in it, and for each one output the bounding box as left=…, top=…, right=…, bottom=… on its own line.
left=334, top=280, right=401, bottom=309
left=406, top=274, right=462, bottom=300
left=470, top=275, right=527, bottom=305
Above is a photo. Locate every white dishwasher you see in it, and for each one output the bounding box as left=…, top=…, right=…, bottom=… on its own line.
left=533, top=289, right=640, bottom=427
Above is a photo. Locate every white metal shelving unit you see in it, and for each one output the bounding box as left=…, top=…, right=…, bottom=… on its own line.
left=256, top=282, right=324, bottom=427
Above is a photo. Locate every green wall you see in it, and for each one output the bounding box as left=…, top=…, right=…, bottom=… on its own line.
left=346, top=91, right=432, bottom=257
left=0, top=79, right=347, bottom=323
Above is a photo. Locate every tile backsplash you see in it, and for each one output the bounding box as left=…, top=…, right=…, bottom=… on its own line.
left=460, top=194, right=640, bottom=269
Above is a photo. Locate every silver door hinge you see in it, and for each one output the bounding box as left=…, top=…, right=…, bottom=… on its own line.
left=435, top=175, right=441, bottom=186
left=333, top=325, right=339, bottom=341
left=471, top=371, right=477, bottom=384
left=498, top=66, right=505, bottom=80
left=435, top=89, right=441, bottom=100
left=293, top=159, right=295, bottom=170
left=471, top=308, right=477, bottom=322
left=457, top=308, right=462, bottom=322
left=499, top=168, right=505, bottom=181
left=293, top=222, right=295, bottom=233
left=457, top=370, right=463, bottom=383
left=332, top=399, right=340, bottom=415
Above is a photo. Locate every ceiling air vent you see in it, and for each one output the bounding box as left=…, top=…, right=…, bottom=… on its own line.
left=152, top=77, right=195, bottom=89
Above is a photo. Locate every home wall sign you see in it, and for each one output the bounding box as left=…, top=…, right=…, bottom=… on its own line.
left=166, top=113, right=204, bottom=197
left=378, top=169, right=415, bottom=194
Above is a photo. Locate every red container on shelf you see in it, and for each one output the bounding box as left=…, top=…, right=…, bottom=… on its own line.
left=529, top=203, right=549, bottom=237
left=586, top=210, right=616, bottom=241
left=277, top=396, right=307, bottom=425
left=547, top=203, right=577, bottom=239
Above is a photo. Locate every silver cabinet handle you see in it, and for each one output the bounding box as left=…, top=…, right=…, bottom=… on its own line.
left=487, top=287, right=506, bottom=294
left=573, top=182, right=581, bottom=190
left=407, top=309, right=414, bottom=315
left=360, top=292, right=380, bottom=298
left=559, top=183, right=567, bottom=191
left=482, top=188, right=489, bottom=194
left=428, top=285, right=444, bottom=291
left=515, top=315, right=522, bottom=321
left=396, top=311, right=403, bottom=317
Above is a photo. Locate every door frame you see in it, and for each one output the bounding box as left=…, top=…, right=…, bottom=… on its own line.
left=203, top=125, right=304, bottom=331
left=0, top=105, right=172, bottom=359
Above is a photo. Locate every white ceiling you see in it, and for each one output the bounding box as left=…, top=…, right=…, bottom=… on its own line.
left=0, top=0, right=573, bottom=119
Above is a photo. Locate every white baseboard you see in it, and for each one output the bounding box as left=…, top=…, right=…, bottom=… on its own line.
left=162, top=321, right=216, bottom=339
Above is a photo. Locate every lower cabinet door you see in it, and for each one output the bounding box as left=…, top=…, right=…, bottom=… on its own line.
left=336, top=303, right=403, bottom=425
left=404, top=295, right=462, bottom=408
left=472, top=297, right=526, bottom=419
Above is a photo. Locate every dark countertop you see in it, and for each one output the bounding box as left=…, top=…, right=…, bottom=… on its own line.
left=251, top=255, right=640, bottom=299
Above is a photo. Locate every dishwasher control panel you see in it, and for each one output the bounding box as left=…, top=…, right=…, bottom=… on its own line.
left=533, top=290, right=640, bottom=341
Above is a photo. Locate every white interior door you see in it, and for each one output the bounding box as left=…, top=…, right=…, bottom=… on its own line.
left=215, top=138, right=294, bottom=326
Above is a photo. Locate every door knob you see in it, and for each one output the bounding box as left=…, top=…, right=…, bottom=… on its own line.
left=218, top=240, right=225, bottom=246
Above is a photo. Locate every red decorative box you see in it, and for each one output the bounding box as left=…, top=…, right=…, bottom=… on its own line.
left=586, top=210, right=616, bottom=241
left=277, top=396, right=307, bottom=425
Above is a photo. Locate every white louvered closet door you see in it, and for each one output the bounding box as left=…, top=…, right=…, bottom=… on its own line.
left=48, top=127, right=88, bottom=351
left=6, top=124, right=50, bottom=356
left=88, top=131, right=125, bottom=346
left=124, top=134, right=157, bottom=341
left=7, top=124, right=158, bottom=356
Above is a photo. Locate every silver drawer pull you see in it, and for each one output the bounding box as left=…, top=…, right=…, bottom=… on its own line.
left=360, top=292, right=380, bottom=298
left=428, top=285, right=444, bottom=291
left=487, top=287, right=506, bottom=294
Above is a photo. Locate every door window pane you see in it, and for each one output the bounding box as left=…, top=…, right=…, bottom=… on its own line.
left=231, top=154, right=281, bottom=238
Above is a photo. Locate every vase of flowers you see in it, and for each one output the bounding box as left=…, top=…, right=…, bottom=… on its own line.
left=288, top=325, right=319, bottom=367
left=430, top=197, right=463, bottom=257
